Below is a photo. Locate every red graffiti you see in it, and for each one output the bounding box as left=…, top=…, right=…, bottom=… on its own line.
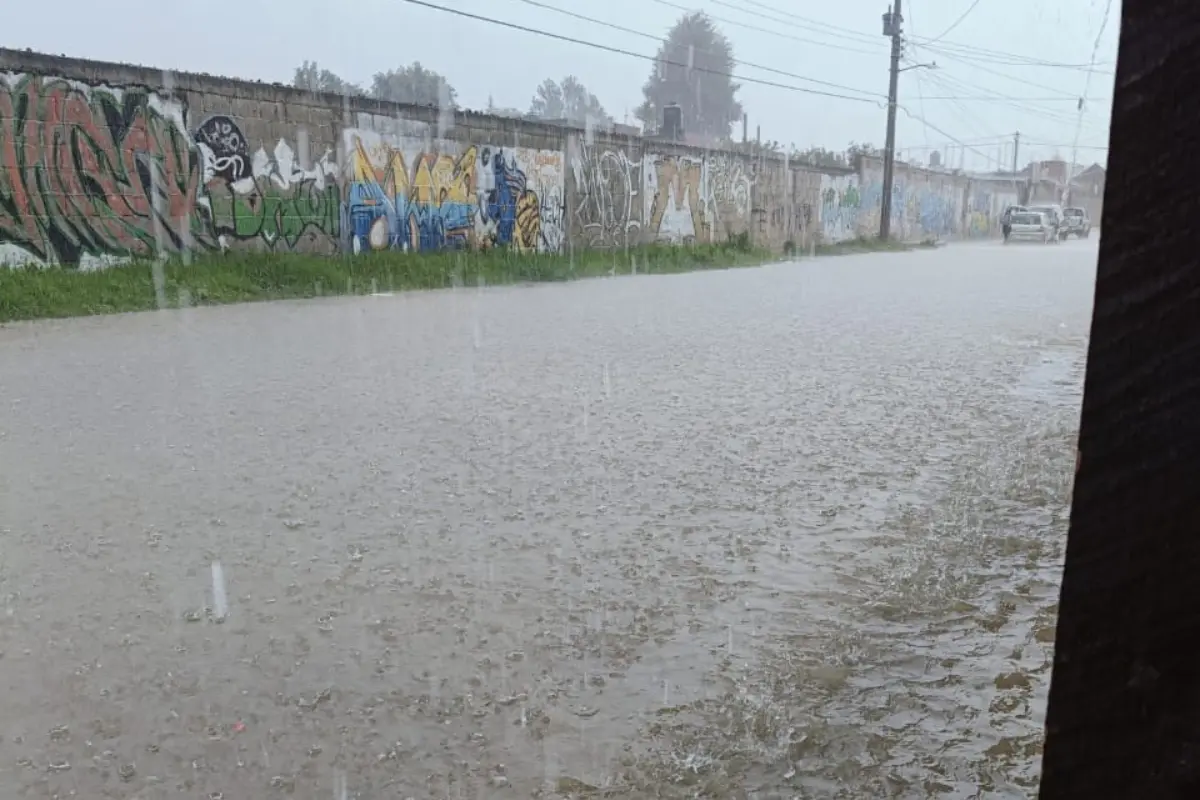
left=0, top=74, right=212, bottom=265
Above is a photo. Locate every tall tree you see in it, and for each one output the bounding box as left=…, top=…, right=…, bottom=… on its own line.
left=637, top=13, right=742, bottom=140
left=292, top=60, right=363, bottom=96
left=528, top=76, right=611, bottom=126
left=370, top=63, right=458, bottom=108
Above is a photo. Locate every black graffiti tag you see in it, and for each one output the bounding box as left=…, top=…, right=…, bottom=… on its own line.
left=194, top=115, right=250, bottom=182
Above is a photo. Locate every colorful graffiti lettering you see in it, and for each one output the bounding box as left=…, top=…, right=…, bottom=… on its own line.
left=196, top=118, right=340, bottom=252
left=341, top=128, right=563, bottom=254
left=343, top=130, right=477, bottom=253
left=570, top=139, right=641, bottom=248
left=0, top=73, right=212, bottom=266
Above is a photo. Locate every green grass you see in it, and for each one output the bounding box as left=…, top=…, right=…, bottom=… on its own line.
left=0, top=235, right=916, bottom=323
left=811, top=235, right=933, bottom=256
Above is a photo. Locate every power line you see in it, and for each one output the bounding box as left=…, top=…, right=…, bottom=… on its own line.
left=1025, top=139, right=1109, bottom=151
left=647, top=0, right=883, bottom=56
left=908, top=0, right=934, bottom=157
left=912, top=42, right=1101, bottom=102
left=908, top=41, right=1114, bottom=71
left=399, top=0, right=882, bottom=103
left=704, top=0, right=1114, bottom=71
left=505, top=0, right=884, bottom=98
left=925, top=0, right=985, bottom=44
left=708, top=0, right=883, bottom=47
left=917, top=95, right=1109, bottom=102
left=1066, top=0, right=1116, bottom=191
left=919, top=68, right=1109, bottom=132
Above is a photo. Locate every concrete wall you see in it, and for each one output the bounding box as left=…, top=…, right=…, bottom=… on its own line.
left=0, top=48, right=828, bottom=268
left=814, top=157, right=1022, bottom=243
left=0, top=48, right=1021, bottom=268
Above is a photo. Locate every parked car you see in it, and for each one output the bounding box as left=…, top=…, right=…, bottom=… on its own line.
left=1061, top=207, right=1092, bottom=238
left=1026, top=204, right=1064, bottom=239
left=1004, top=211, right=1057, bottom=244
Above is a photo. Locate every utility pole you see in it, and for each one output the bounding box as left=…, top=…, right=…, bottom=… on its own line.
left=1012, top=131, right=1020, bottom=173
left=879, top=1, right=903, bottom=240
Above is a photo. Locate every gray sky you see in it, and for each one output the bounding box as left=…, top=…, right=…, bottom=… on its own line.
left=6, top=0, right=1117, bottom=170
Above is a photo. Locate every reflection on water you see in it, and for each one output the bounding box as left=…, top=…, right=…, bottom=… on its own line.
left=0, top=239, right=1095, bottom=797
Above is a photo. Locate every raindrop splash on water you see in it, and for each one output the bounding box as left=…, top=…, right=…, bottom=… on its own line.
left=210, top=561, right=228, bottom=621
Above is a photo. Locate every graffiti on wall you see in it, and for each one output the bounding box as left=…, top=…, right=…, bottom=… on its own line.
left=342, top=122, right=563, bottom=254
left=343, top=127, right=475, bottom=253
left=963, top=184, right=1019, bottom=238
left=706, top=154, right=752, bottom=239
left=0, top=73, right=344, bottom=266
left=0, top=72, right=211, bottom=267
left=194, top=116, right=340, bottom=252
left=478, top=145, right=563, bottom=252
left=858, top=167, right=961, bottom=242
left=818, top=173, right=861, bottom=243
left=644, top=154, right=704, bottom=243
left=570, top=139, right=641, bottom=248
left=643, top=153, right=754, bottom=244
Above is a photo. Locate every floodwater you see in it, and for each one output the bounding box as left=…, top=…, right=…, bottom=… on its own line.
left=0, top=238, right=1096, bottom=799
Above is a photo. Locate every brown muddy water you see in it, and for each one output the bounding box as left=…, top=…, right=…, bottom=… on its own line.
left=0, top=239, right=1096, bottom=799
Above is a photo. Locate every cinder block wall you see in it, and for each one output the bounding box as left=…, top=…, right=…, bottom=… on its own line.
left=0, top=48, right=824, bottom=267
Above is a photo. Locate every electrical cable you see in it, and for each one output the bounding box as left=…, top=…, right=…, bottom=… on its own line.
left=1065, top=0, right=1115, bottom=191
left=707, top=0, right=883, bottom=47
left=647, top=0, right=884, bottom=56
left=918, top=67, right=1108, bottom=134
left=924, top=0, right=985, bottom=45
left=506, top=0, right=885, bottom=98
left=710, top=0, right=1113, bottom=71
left=398, top=0, right=884, bottom=103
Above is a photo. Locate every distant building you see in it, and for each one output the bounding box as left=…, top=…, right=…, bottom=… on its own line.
left=1020, top=159, right=1106, bottom=220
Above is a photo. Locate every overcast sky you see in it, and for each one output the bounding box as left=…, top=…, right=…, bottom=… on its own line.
left=5, top=0, right=1117, bottom=171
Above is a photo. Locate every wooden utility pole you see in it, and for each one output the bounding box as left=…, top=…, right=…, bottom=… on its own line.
left=879, top=1, right=903, bottom=241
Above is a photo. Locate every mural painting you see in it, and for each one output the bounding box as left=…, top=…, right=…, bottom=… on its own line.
left=0, top=72, right=211, bottom=267
left=569, top=138, right=642, bottom=248
left=342, top=122, right=564, bottom=254
left=477, top=145, right=563, bottom=252
left=818, top=173, right=861, bottom=243
left=194, top=116, right=340, bottom=253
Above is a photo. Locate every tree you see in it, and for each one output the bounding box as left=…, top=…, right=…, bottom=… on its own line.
left=792, top=142, right=886, bottom=168
left=794, top=146, right=850, bottom=168
left=292, top=61, right=363, bottom=96
left=637, top=12, right=742, bottom=140
left=846, top=141, right=885, bottom=161
left=370, top=63, right=458, bottom=108
left=528, top=76, right=611, bottom=126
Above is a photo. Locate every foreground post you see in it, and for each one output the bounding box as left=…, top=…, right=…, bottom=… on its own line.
left=1038, top=2, right=1200, bottom=797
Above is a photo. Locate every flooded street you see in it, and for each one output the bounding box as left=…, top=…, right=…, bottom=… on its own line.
left=0, top=239, right=1095, bottom=799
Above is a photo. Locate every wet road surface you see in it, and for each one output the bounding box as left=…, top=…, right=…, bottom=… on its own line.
left=0, top=238, right=1096, bottom=798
